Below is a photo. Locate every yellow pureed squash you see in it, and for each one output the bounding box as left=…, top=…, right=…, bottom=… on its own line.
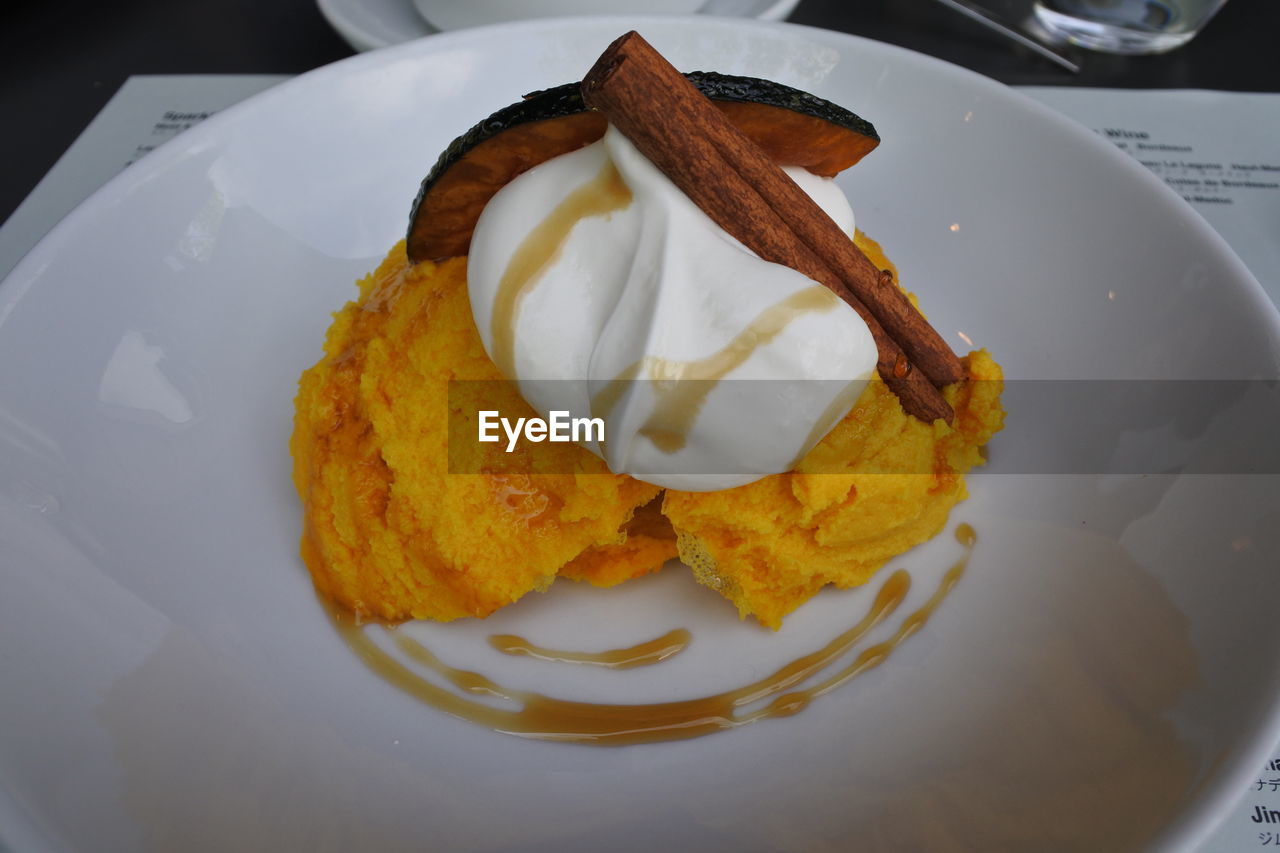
left=291, top=234, right=1004, bottom=628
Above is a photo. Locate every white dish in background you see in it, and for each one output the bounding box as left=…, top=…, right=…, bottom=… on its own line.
left=317, top=0, right=800, bottom=51
left=318, top=0, right=437, bottom=51
left=2, top=16, right=1279, bottom=853
left=414, top=0, right=705, bottom=33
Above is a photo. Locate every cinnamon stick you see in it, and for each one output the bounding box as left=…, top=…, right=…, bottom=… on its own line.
left=681, top=88, right=966, bottom=388
left=581, top=31, right=962, bottom=423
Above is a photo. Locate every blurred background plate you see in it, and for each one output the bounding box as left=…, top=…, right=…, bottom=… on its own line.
left=316, top=0, right=802, bottom=51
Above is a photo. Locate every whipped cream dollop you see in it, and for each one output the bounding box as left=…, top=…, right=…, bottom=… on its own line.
left=467, top=125, right=877, bottom=491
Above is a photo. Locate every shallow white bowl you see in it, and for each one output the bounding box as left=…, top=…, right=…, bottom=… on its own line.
left=1, top=16, right=1277, bottom=853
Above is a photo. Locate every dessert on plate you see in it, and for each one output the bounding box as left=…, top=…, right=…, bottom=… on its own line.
left=291, top=32, right=1004, bottom=630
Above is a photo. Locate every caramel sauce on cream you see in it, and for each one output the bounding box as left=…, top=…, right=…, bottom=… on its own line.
left=592, top=286, right=841, bottom=454
left=488, top=629, right=690, bottom=669
left=490, top=162, right=632, bottom=380
left=486, top=149, right=847, bottom=462
left=330, top=525, right=977, bottom=746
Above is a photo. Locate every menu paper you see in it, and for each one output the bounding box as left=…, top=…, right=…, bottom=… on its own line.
left=0, top=75, right=1278, bottom=851
left=1020, top=86, right=1280, bottom=305
left=0, top=75, right=288, bottom=282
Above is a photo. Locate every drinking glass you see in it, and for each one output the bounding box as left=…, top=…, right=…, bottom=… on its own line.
left=1032, top=0, right=1230, bottom=53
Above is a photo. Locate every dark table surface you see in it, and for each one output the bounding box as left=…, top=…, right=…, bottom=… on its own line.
left=1, top=0, right=1276, bottom=230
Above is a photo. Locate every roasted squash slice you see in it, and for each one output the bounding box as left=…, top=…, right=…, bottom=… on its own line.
left=407, top=72, right=879, bottom=262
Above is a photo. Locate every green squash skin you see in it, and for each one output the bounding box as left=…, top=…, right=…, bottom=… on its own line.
left=407, top=72, right=879, bottom=261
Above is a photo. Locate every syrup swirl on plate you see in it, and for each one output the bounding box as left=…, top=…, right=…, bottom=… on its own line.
left=331, top=525, right=975, bottom=745
left=488, top=628, right=690, bottom=669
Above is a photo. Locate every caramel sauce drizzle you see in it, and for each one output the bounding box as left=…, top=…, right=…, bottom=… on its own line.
left=491, top=153, right=842, bottom=457
left=490, top=161, right=632, bottom=380
left=330, top=525, right=976, bottom=746
left=592, top=286, right=840, bottom=454
left=488, top=628, right=690, bottom=669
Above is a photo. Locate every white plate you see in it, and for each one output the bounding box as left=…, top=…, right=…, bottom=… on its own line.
left=2, top=17, right=1278, bottom=853
left=317, top=0, right=800, bottom=51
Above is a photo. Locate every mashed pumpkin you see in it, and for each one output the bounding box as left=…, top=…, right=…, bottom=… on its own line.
left=291, top=237, right=1003, bottom=627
